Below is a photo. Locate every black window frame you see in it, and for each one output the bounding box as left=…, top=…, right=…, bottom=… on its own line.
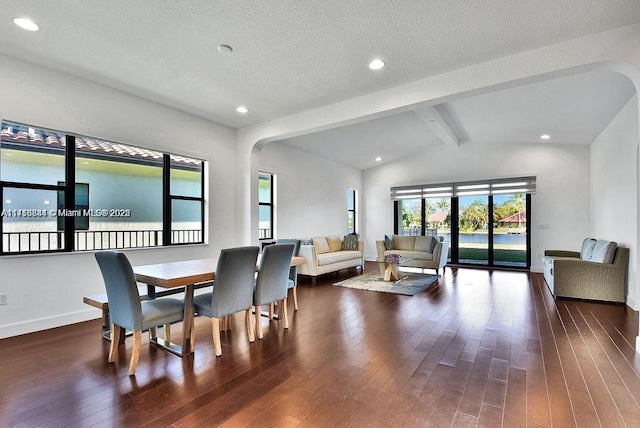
left=258, top=171, right=274, bottom=241
left=348, top=188, right=357, bottom=234
left=164, top=154, right=206, bottom=246
left=392, top=177, right=534, bottom=270
left=1, top=119, right=206, bottom=255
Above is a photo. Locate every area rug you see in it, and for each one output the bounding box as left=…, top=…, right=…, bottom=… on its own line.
left=334, top=272, right=440, bottom=296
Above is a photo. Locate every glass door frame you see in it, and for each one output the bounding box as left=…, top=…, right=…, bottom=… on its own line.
left=394, top=193, right=531, bottom=269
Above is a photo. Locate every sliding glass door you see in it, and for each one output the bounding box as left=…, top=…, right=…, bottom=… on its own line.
left=458, top=195, right=489, bottom=265
left=391, top=177, right=533, bottom=269
left=492, top=193, right=528, bottom=268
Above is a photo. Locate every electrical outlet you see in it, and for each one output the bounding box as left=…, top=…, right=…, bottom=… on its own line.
left=0, top=294, right=7, bottom=306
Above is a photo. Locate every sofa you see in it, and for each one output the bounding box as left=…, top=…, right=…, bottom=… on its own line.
left=298, top=235, right=364, bottom=283
left=542, top=238, right=629, bottom=303
left=376, top=234, right=449, bottom=275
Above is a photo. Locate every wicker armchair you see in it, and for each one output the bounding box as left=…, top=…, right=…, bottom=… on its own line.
left=542, top=244, right=629, bottom=303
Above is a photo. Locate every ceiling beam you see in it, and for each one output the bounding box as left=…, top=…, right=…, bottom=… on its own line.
left=414, top=106, right=459, bottom=147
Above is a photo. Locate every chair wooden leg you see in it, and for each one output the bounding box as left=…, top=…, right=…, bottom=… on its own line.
left=128, top=330, right=141, bottom=376
left=108, top=323, right=120, bottom=363
left=225, top=315, right=233, bottom=330
left=219, top=316, right=226, bottom=331
left=149, top=327, right=157, bottom=339
left=212, top=318, right=222, bottom=356
left=282, top=298, right=289, bottom=329
left=246, top=308, right=255, bottom=343
left=255, top=305, right=263, bottom=339
left=292, top=287, right=298, bottom=311
left=269, top=303, right=275, bottom=320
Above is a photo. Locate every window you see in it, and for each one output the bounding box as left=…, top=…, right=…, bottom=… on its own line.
left=258, top=172, right=274, bottom=240
left=348, top=188, right=357, bottom=234
left=1, top=120, right=206, bottom=254
left=168, top=154, right=204, bottom=245
left=392, top=177, right=534, bottom=269
left=57, top=182, right=89, bottom=231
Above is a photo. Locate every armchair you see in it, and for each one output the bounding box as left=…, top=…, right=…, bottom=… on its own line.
left=542, top=239, right=629, bottom=303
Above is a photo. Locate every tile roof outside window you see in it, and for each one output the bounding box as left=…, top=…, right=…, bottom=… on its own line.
left=1, top=124, right=200, bottom=168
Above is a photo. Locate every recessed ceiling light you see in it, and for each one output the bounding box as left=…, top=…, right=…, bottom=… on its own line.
left=375, top=156, right=382, bottom=162
left=369, top=59, right=385, bottom=70
left=13, top=17, right=39, bottom=31
left=540, top=134, right=551, bottom=140
left=217, top=44, right=233, bottom=54
left=236, top=106, right=248, bottom=114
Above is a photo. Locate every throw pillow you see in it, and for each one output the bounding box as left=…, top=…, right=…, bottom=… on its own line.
left=313, top=237, right=330, bottom=254
left=299, top=238, right=313, bottom=245
left=429, top=237, right=438, bottom=252
left=580, top=238, right=597, bottom=260
left=326, top=235, right=343, bottom=252
left=591, top=240, right=617, bottom=263
left=384, top=234, right=394, bottom=250
left=342, top=234, right=359, bottom=251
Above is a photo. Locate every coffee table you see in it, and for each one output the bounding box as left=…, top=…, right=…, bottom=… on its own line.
left=377, top=253, right=417, bottom=282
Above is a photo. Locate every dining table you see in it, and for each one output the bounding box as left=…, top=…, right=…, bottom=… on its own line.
left=133, top=255, right=306, bottom=357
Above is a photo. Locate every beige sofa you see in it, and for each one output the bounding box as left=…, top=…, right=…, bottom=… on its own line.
left=298, top=235, right=364, bottom=283
left=376, top=234, right=449, bottom=275
left=542, top=238, right=629, bottom=303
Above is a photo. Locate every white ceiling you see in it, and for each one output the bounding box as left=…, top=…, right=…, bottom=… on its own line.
left=1, top=1, right=639, bottom=169
left=279, top=70, right=636, bottom=170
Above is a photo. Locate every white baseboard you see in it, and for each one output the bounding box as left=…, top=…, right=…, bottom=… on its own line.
left=627, top=296, right=640, bottom=311
left=0, top=308, right=100, bottom=339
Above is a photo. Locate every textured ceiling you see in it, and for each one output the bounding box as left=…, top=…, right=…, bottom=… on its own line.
left=0, top=1, right=639, bottom=169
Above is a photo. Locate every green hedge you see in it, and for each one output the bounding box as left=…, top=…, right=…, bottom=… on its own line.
left=456, top=248, right=526, bottom=263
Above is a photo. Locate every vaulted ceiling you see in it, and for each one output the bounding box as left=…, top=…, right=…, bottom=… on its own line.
left=1, top=1, right=639, bottom=169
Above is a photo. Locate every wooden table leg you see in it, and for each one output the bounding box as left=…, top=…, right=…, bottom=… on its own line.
left=384, top=263, right=399, bottom=281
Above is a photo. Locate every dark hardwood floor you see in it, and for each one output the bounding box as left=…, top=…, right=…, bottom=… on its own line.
left=2, top=264, right=640, bottom=427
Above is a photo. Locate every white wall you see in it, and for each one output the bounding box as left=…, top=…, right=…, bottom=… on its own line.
left=362, top=141, right=592, bottom=271
left=0, top=55, right=238, bottom=338
left=258, top=142, right=362, bottom=239
left=591, top=94, right=639, bottom=308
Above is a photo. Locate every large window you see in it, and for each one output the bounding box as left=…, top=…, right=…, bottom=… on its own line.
left=348, top=188, right=357, bottom=234
left=258, top=172, right=274, bottom=240
left=1, top=120, right=206, bottom=255
left=392, top=177, right=533, bottom=269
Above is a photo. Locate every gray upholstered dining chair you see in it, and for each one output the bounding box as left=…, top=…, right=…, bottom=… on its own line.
left=253, top=243, right=295, bottom=339
left=94, top=251, right=185, bottom=376
left=276, top=239, right=301, bottom=311
left=191, top=246, right=260, bottom=356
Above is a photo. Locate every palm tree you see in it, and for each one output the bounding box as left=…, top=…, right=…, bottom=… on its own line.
left=434, top=197, right=451, bottom=229
left=506, top=193, right=525, bottom=227
left=460, top=200, right=488, bottom=232
left=436, top=197, right=450, bottom=212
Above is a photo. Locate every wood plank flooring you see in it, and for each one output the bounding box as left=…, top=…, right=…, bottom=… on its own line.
left=1, top=264, right=639, bottom=427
